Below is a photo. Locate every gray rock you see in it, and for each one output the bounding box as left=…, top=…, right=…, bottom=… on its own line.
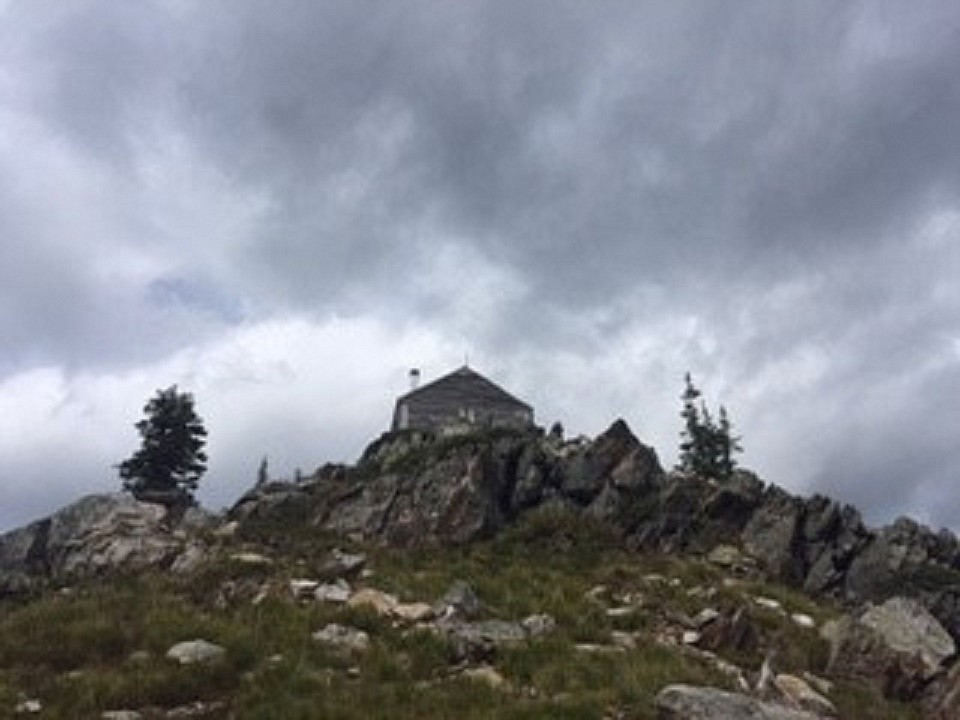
left=0, top=494, right=186, bottom=582
left=102, top=712, right=142, bottom=720
left=654, top=684, right=822, bottom=719
left=312, top=623, right=370, bottom=652
left=443, top=620, right=527, bottom=662
left=165, top=639, right=225, bottom=665
left=742, top=490, right=804, bottom=583
left=318, top=548, right=366, bottom=580
left=437, top=580, right=482, bottom=620
left=860, top=597, right=955, bottom=679
left=521, top=613, right=556, bottom=637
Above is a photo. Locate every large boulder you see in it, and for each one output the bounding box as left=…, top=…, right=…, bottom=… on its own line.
left=859, top=597, right=956, bottom=679
left=823, top=597, right=955, bottom=700
left=654, top=684, right=823, bottom=719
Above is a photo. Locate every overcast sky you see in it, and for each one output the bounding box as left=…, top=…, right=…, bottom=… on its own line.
left=1, top=1, right=958, bottom=533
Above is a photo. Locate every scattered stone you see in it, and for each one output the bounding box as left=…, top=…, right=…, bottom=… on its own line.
left=165, top=700, right=228, bottom=718
left=462, top=665, right=509, bottom=690
left=707, top=544, right=750, bottom=569
left=753, top=596, right=784, bottom=612
left=610, top=630, right=637, bottom=649
left=315, top=579, right=352, bottom=603
left=166, top=639, right=226, bottom=665
left=437, top=580, right=482, bottom=620
left=392, top=602, right=434, bottom=623
left=682, top=630, right=701, bottom=645
left=692, top=608, right=720, bottom=628
left=230, top=552, right=273, bottom=567
left=313, top=623, right=370, bottom=652
left=654, top=684, right=821, bottom=719
left=606, top=606, right=636, bottom=618
left=801, top=672, right=834, bottom=697
left=445, top=620, right=527, bottom=662
left=791, top=613, right=816, bottom=629
left=575, top=643, right=624, bottom=654
left=289, top=578, right=319, bottom=600
left=585, top=585, right=609, bottom=603
left=774, top=674, right=837, bottom=717
left=698, top=607, right=759, bottom=654
left=127, top=650, right=151, bottom=664
left=102, top=712, right=142, bottom=720
left=14, top=699, right=41, bottom=714
left=319, top=548, right=367, bottom=579
left=643, top=573, right=668, bottom=585
left=348, top=587, right=398, bottom=615
left=521, top=613, right=556, bottom=637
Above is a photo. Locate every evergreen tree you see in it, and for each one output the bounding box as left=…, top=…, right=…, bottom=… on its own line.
left=676, top=373, right=742, bottom=481
left=118, top=386, right=207, bottom=504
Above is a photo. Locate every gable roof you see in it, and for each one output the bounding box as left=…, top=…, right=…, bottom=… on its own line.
left=396, top=366, right=532, bottom=411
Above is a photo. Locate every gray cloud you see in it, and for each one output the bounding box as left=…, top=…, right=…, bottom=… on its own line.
left=0, top=1, right=959, bottom=531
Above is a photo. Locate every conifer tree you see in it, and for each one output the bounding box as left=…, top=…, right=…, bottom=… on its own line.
left=676, top=374, right=742, bottom=481
left=118, top=386, right=207, bottom=504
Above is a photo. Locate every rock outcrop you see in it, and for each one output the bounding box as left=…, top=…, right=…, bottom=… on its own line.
left=0, top=493, right=211, bottom=592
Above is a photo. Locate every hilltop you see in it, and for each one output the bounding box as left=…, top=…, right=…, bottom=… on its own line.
left=0, top=421, right=958, bottom=718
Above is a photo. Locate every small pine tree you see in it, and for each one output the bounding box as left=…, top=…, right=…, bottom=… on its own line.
left=118, top=386, right=207, bottom=504
left=676, top=374, right=742, bottom=482
left=716, top=405, right=743, bottom=479
left=257, top=456, right=269, bottom=486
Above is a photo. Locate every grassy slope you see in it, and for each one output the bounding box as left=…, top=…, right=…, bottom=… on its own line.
left=0, top=509, right=923, bottom=720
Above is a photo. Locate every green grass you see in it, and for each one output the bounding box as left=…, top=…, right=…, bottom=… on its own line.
left=0, top=508, right=924, bottom=719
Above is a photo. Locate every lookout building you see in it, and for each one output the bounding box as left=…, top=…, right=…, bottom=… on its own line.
left=391, top=366, right=534, bottom=433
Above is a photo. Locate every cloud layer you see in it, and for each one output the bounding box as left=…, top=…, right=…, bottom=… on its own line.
left=1, top=1, right=958, bottom=531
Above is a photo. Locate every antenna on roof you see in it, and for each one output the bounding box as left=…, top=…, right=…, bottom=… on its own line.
left=464, top=353, right=470, bottom=368
left=409, top=368, right=421, bottom=390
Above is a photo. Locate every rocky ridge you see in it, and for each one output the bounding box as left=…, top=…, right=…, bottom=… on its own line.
left=1, top=419, right=959, bottom=717
left=230, top=420, right=960, bottom=637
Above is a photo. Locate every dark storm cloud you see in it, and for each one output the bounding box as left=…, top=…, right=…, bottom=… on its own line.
left=1, top=1, right=959, bottom=530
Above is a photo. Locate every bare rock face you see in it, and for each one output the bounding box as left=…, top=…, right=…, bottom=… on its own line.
left=654, top=684, right=823, bottom=719
left=0, top=493, right=206, bottom=590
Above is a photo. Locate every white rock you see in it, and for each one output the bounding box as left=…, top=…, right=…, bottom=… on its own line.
left=775, top=673, right=837, bottom=717
left=315, top=579, right=352, bottom=603
left=392, top=602, right=434, bottom=623
left=347, top=588, right=398, bottom=615
left=753, top=596, right=784, bottom=612
left=165, top=639, right=226, bottom=665
left=521, top=613, right=556, bottom=637
left=230, top=552, right=273, bottom=566
left=606, top=606, right=636, bottom=618
left=14, top=699, right=41, bottom=714
left=682, top=630, right=701, bottom=645
left=289, top=578, right=319, bottom=599
left=791, top=612, right=816, bottom=629
left=102, top=712, right=142, bottom=720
